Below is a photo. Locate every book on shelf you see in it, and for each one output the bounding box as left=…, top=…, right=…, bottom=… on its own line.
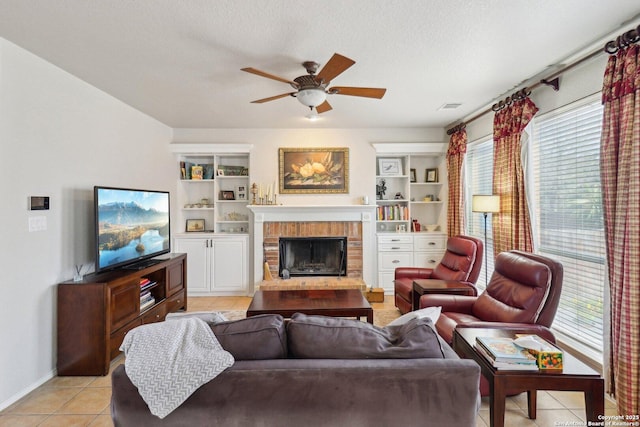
left=140, top=280, right=157, bottom=292
left=140, top=291, right=154, bottom=305
left=376, top=204, right=409, bottom=221
left=475, top=336, right=537, bottom=365
left=140, top=298, right=155, bottom=312
left=475, top=343, right=539, bottom=370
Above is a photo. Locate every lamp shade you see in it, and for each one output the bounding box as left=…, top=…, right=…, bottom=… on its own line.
left=472, top=195, right=500, bottom=213
left=297, top=88, right=327, bottom=108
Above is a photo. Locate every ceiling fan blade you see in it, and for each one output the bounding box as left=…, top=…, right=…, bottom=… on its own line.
left=315, top=100, right=332, bottom=114
left=316, top=53, right=355, bottom=83
left=250, top=92, right=295, bottom=103
left=241, top=67, right=298, bottom=87
left=329, top=86, right=387, bottom=99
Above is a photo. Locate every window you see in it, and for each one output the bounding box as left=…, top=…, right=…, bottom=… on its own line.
left=531, top=96, right=605, bottom=361
left=465, top=138, right=494, bottom=290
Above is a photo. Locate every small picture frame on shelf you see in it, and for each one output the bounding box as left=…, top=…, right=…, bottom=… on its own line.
left=426, top=168, right=439, bottom=183
left=378, top=158, right=402, bottom=176
left=191, top=165, right=203, bottom=180
left=237, top=185, right=247, bottom=200
left=220, top=190, right=235, bottom=200
left=186, top=219, right=205, bottom=232
left=410, top=168, right=417, bottom=182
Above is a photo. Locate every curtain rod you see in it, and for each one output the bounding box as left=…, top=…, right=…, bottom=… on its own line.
left=446, top=23, right=640, bottom=136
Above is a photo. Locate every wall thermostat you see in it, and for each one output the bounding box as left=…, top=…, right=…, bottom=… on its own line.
left=29, top=196, right=50, bottom=210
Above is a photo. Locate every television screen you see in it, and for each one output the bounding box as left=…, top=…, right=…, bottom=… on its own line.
left=94, top=186, right=170, bottom=272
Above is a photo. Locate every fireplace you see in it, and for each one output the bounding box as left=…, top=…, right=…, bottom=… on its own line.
left=248, top=205, right=377, bottom=293
left=279, top=237, right=347, bottom=277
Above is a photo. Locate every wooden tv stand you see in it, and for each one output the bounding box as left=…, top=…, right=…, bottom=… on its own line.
left=57, top=253, right=187, bottom=376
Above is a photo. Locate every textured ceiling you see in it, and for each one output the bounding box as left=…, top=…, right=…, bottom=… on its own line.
left=1, top=1, right=639, bottom=129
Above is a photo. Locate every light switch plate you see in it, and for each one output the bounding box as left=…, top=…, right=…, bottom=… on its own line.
left=28, top=216, right=47, bottom=232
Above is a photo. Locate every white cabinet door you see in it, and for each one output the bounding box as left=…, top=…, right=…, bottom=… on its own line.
left=174, top=237, right=211, bottom=294
left=212, top=236, right=248, bottom=293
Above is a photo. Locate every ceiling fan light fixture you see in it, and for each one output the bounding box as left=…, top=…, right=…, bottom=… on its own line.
left=297, top=88, right=327, bottom=108
left=305, top=107, right=320, bottom=121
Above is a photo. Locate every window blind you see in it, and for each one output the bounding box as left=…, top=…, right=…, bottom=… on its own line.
left=531, top=98, right=605, bottom=355
left=465, top=138, right=495, bottom=290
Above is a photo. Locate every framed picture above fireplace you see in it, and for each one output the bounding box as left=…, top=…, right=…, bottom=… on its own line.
left=279, top=147, right=349, bottom=194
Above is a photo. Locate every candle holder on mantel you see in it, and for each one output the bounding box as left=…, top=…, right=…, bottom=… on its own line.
left=250, top=182, right=278, bottom=205
left=250, top=183, right=258, bottom=205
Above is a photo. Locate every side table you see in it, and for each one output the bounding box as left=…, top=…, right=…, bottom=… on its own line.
left=453, top=327, right=604, bottom=427
left=412, top=279, right=476, bottom=311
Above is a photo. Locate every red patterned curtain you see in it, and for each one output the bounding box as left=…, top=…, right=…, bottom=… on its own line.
left=491, top=98, right=537, bottom=255
left=601, top=45, right=640, bottom=416
left=446, top=129, right=467, bottom=236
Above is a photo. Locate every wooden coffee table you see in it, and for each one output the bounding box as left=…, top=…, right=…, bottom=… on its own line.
left=412, top=279, right=476, bottom=311
left=453, top=327, right=604, bottom=427
left=247, top=289, right=374, bottom=323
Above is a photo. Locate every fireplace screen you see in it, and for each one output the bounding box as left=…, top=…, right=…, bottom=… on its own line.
left=279, top=237, right=347, bottom=277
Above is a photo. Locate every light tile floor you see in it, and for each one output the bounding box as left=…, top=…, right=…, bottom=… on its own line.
left=0, top=296, right=617, bottom=427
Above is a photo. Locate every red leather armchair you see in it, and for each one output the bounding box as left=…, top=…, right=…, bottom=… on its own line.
left=394, top=235, right=484, bottom=314
left=419, top=250, right=563, bottom=344
left=420, top=250, right=563, bottom=397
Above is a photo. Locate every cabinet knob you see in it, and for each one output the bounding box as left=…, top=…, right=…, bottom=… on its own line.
left=428, top=260, right=436, bottom=264
left=392, top=260, right=400, bottom=263
left=391, top=239, right=400, bottom=242
left=155, top=314, right=160, bottom=318
left=391, top=247, right=401, bottom=250
left=428, top=242, right=436, bottom=245
left=177, top=300, right=181, bottom=304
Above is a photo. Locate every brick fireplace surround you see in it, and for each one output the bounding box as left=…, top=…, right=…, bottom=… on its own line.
left=265, top=222, right=359, bottom=278
left=248, top=205, right=377, bottom=294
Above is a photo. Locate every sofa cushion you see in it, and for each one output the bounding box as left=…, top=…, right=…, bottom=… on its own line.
left=387, top=306, right=441, bottom=327
left=210, top=314, right=287, bottom=360
left=287, top=313, right=445, bottom=359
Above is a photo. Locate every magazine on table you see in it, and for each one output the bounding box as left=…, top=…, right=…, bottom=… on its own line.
left=475, top=336, right=537, bottom=365
left=475, top=343, right=539, bottom=370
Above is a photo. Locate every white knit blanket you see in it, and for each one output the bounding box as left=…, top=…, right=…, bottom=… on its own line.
left=120, top=318, right=234, bottom=419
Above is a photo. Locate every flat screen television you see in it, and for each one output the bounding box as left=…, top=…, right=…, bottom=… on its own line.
left=94, top=186, right=170, bottom=272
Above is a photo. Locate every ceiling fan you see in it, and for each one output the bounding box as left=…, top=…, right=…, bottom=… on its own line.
left=241, top=53, right=386, bottom=115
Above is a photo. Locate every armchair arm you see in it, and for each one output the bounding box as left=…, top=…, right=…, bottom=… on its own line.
left=394, top=267, right=434, bottom=280
left=419, top=294, right=477, bottom=313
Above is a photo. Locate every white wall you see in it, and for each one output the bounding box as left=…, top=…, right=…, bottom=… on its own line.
left=464, top=54, right=609, bottom=142
left=0, top=38, right=173, bottom=409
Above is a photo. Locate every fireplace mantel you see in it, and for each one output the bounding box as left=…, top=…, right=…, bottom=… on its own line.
left=248, top=205, right=377, bottom=294
left=248, top=205, right=376, bottom=221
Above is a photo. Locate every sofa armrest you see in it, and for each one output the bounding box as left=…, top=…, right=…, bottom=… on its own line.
left=419, top=294, right=477, bottom=313
left=394, top=267, right=434, bottom=280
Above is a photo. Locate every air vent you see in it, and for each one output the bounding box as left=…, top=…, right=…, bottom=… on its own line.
left=438, top=103, right=462, bottom=110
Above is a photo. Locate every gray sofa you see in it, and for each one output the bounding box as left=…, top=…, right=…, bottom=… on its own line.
left=111, top=313, right=481, bottom=427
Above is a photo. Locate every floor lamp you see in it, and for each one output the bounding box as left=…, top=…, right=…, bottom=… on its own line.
left=472, top=195, right=500, bottom=286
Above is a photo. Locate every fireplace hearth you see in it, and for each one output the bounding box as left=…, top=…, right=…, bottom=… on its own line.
left=279, top=236, right=347, bottom=277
